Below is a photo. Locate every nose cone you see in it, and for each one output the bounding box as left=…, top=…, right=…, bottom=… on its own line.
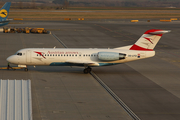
left=6, top=55, right=16, bottom=64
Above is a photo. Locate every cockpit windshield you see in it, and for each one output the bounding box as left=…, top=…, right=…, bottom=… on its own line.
left=17, top=53, right=22, bottom=56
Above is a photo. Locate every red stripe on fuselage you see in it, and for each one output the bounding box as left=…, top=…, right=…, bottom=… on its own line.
left=34, top=51, right=46, bottom=59
left=130, top=44, right=153, bottom=51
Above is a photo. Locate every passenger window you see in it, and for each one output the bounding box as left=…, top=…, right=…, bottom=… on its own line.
left=47, top=54, right=49, bottom=56
left=58, top=54, right=60, bottom=56
left=75, top=55, right=77, bottom=56
left=79, top=55, right=81, bottom=56
left=50, top=54, right=52, bottom=56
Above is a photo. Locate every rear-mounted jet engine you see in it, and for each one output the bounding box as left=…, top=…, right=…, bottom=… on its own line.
left=98, top=52, right=126, bottom=61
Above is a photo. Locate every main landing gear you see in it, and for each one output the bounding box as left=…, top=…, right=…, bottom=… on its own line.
left=83, top=67, right=92, bottom=74
left=24, top=68, right=28, bottom=71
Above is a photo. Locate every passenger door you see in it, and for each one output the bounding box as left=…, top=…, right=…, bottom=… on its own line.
left=26, top=50, right=31, bottom=63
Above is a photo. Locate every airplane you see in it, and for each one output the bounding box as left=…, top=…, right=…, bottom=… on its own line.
left=0, top=2, right=11, bottom=27
left=6, top=29, right=170, bottom=74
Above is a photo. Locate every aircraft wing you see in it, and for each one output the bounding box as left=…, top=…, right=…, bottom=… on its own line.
left=65, top=59, right=99, bottom=66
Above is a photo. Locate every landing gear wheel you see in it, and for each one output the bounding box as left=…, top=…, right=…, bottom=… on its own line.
left=24, top=68, right=28, bottom=71
left=87, top=68, right=91, bottom=73
left=83, top=69, right=88, bottom=74
left=83, top=67, right=92, bottom=74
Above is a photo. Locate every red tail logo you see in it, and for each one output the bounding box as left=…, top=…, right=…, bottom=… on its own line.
left=144, top=37, right=153, bottom=44
left=34, top=51, right=46, bottom=59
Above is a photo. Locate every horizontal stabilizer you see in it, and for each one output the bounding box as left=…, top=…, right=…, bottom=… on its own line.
left=145, top=29, right=171, bottom=35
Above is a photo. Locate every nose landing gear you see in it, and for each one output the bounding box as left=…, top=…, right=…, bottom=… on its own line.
left=5, top=63, right=28, bottom=71
left=83, top=67, right=92, bottom=74
left=7, top=62, right=12, bottom=70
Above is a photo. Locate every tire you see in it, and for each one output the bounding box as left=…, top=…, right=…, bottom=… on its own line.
left=83, top=69, right=88, bottom=74
left=87, top=68, right=91, bottom=73
left=24, top=68, right=28, bottom=71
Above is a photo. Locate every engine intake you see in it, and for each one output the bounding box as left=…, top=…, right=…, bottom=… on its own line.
left=98, top=52, right=126, bottom=61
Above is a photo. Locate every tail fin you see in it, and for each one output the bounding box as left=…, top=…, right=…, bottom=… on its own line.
left=0, top=2, right=11, bottom=22
left=130, top=29, right=170, bottom=51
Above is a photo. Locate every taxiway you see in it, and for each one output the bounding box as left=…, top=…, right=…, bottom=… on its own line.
left=2, top=20, right=180, bottom=120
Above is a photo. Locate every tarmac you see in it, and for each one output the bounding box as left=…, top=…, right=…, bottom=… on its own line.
left=2, top=20, right=180, bottom=120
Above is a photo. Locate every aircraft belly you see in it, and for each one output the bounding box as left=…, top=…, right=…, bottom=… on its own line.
left=31, top=57, right=47, bottom=65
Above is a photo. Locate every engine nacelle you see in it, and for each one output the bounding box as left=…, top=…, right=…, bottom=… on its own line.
left=98, top=52, right=126, bottom=61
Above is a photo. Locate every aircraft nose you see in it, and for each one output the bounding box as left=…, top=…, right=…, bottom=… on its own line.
left=6, top=55, right=16, bottom=64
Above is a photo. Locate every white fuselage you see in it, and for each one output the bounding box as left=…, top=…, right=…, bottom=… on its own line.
left=7, top=48, right=155, bottom=67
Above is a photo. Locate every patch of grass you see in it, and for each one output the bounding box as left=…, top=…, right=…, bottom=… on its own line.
left=8, top=10, right=180, bottom=20
left=67, top=7, right=180, bottom=10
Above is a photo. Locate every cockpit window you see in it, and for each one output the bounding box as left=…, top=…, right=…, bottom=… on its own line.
left=17, top=53, right=22, bottom=56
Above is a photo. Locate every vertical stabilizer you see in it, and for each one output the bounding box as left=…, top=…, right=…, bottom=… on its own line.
left=0, top=2, right=11, bottom=22
left=130, top=29, right=170, bottom=51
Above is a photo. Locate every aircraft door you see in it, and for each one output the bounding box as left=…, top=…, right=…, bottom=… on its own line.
left=26, top=50, right=31, bottom=63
